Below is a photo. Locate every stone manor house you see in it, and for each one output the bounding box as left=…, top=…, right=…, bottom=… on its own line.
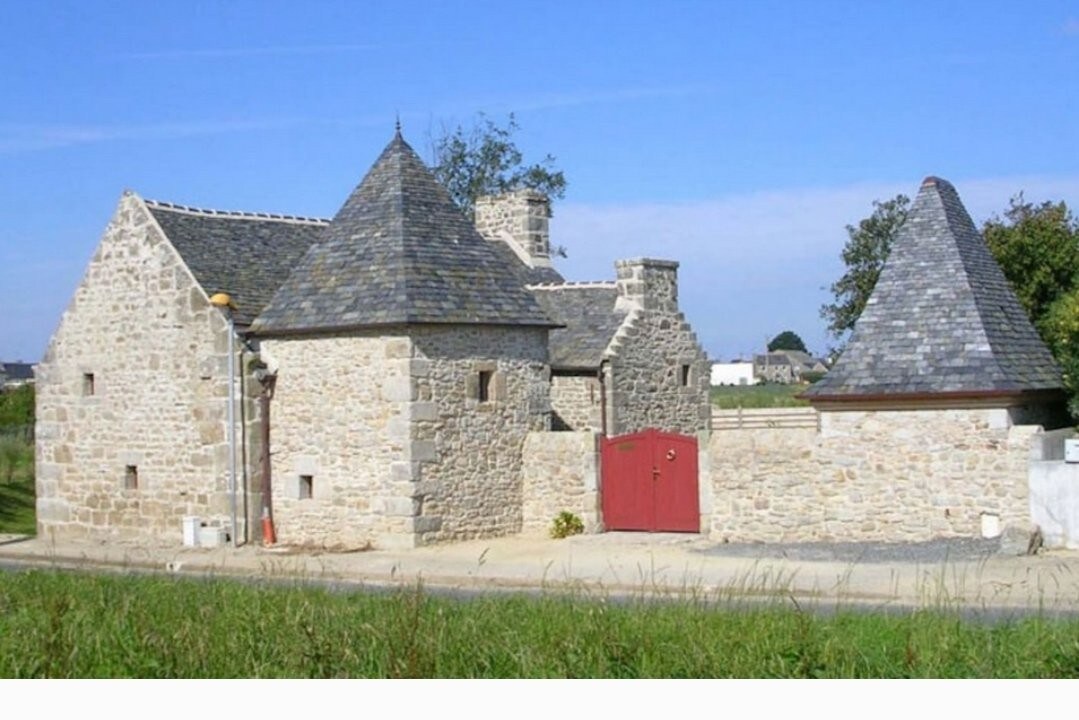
left=35, top=130, right=710, bottom=548
left=36, top=126, right=1073, bottom=549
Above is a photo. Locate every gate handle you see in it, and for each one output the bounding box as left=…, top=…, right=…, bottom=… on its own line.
left=652, top=467, right=660, bottom=481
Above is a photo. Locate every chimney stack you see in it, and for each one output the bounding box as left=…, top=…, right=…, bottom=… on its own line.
left=615, top=258, right=679, bottom=313
left=474, top=190, right=552, bottom=268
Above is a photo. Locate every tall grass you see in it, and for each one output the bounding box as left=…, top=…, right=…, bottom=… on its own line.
left=1, top=570, right=1078, bottom=678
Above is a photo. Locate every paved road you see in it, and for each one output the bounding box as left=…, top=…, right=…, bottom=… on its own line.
left=1, top=532, right=1077, bottom=616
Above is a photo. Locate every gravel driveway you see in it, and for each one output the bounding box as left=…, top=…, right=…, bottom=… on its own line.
left=694, top=537, right=1004, bottom=564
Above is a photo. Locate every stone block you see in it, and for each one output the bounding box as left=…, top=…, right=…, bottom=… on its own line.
left=37, top=498, right=71, bottom=523
left=410, top=440, right=438, bottom=462
left=380, top=376, right=413, bottom=402
left=389, top=461, right=419, bottom=483
left=409, top=402, right=439, bottom=422
left=998, top=523, right=1043, bottom=556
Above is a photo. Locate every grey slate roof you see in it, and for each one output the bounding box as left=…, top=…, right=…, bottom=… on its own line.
left=252, top=132, right=557, bottom=334
left=1, top=362, right=34, bottom=382
left=530, top=284, right=628, bottom=370
left=754, top=353, right=793, bottom=367
left=146, top=202, right=326, bottom=326
left=804, top=176, right=1062, bottom=400
left=487, top=239, right=565, bottom=285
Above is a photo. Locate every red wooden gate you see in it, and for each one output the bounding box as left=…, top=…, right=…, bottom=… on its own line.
left=600, top=429, right=699, bottom=532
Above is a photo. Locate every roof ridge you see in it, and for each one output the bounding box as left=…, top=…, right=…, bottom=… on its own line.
left=143, top=198, right=329, bottom=225
left=527, top=281, right=618, bottom=290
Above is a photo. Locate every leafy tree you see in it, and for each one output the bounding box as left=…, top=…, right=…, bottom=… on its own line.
left=0, top=385, right=33, bottom=430
left=983, top=195, right=1079, bottom=332
left=767, top=331, right=808, bottom=353
left=820, top=194, right=910, bottom=341
left=983, top=197, right=1079, bottom=419
left=430, top=113, right=567, bottom=220
left=1042, top=287, right=1079, bottom=418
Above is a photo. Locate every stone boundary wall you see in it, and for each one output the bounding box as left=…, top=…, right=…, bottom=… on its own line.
left=521, top=431, right=600, bottom=535
left=709, top=408, right=1044, bottom=542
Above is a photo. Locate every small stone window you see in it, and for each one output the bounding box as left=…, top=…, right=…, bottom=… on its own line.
left=680, top=364, right=691, bottom=387
left=124, top=465, right=138, bottom=491
left=82, top=373, right=95, bottom=396
left=299, top=474, right=314, bottom=500
left=478, top=370, right=493, bottom=403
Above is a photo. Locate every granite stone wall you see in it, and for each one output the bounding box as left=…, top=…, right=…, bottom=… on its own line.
left=550, top=373, right=602, bottom=431
left=410, top=325, right=551, bottom=543
left=35, top=193, right=257, bottom=543
left=259, top=332, right=414, bottom=549
left=521, top=431, right=601, bottom=535
left=709, top=407, right=1043, bottom=542
left=606, top=260, right=710, bottom=436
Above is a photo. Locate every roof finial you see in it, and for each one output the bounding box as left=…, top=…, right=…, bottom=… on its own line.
left=394, top=112, right=402, bottom=139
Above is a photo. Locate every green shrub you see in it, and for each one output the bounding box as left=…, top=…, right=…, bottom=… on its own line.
left=550, top=511, right=584, bottom=539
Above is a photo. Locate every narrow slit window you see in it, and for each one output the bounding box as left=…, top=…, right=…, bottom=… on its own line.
left=124, top=465, right=138, bottom=491
left=478, top=370, right=493, bottom=403
left=680, top=364, right=691, bottom=387
left=299, top=474, right=314, bottom=500
left=83, top=373, right=95, bottom=396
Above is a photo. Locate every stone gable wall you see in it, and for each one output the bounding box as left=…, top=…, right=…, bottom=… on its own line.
left=260, top=332, right=413, bottom=549
left=410, top=326, right=550, bottom=543
left=35, top=194, right=250, bottom=543
left=521, top=431, right=600, bottom=535
left=607, top=311, right=711, bottom=436
left=709, top=407, right=1041, bottom=542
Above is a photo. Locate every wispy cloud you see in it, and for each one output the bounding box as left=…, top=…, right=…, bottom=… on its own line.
left=553, top=175, right=1079, bottom=358
left=0, top=116, right=369, bottom=154
left=116, top=43, right=385, bottom=61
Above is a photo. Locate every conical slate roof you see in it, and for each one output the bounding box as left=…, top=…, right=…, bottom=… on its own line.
left=805, top=176, right=1062, bottom=401
left=252, top=131, right=557, bottom=334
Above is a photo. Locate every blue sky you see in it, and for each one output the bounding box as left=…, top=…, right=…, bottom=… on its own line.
left=2, top=1, right=1078, bottom=362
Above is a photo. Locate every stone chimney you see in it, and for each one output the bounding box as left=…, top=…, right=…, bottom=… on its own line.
left=615, top=258, right=679, bottom=313
left=474, top=190, right=552, bottom=267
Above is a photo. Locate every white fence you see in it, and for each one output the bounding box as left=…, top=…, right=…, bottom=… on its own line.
left=711, top=406, right=819, bottom=431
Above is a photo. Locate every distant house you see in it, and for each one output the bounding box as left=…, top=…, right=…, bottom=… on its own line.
left=710, top=361, right=756, bottom=386
left=753, top=350, right=828, bottom=384
left=0, top=362, right=35, bottom=389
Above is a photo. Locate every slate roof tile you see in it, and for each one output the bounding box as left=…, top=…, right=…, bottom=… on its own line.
left=251, top=132, right=557, bottom=334
left=804, top=176, right=1062, bottom=399
left=145, top=203, right=326, bottom=326
left=529, top=284, right=627, bottom=370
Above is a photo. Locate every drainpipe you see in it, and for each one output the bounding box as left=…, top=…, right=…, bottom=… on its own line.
left=597, top=361, right=608, bottom=437
left=209, top=293, right=240, bottom=548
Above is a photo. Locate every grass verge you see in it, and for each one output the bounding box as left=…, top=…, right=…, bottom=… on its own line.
left=1, top=570, right=1078, bottom=678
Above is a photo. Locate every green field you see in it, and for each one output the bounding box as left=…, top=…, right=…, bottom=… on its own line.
left=710, top=383, right=810, bottom=409
left=1, top=570, right=1078, bottom=678
left=0, top=385, right=34, bottom=535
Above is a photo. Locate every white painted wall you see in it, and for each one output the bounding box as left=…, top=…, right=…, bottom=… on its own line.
left=1030, top=461, right=1079, bottom=549
left=710, top=362, right=756, bottom=386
